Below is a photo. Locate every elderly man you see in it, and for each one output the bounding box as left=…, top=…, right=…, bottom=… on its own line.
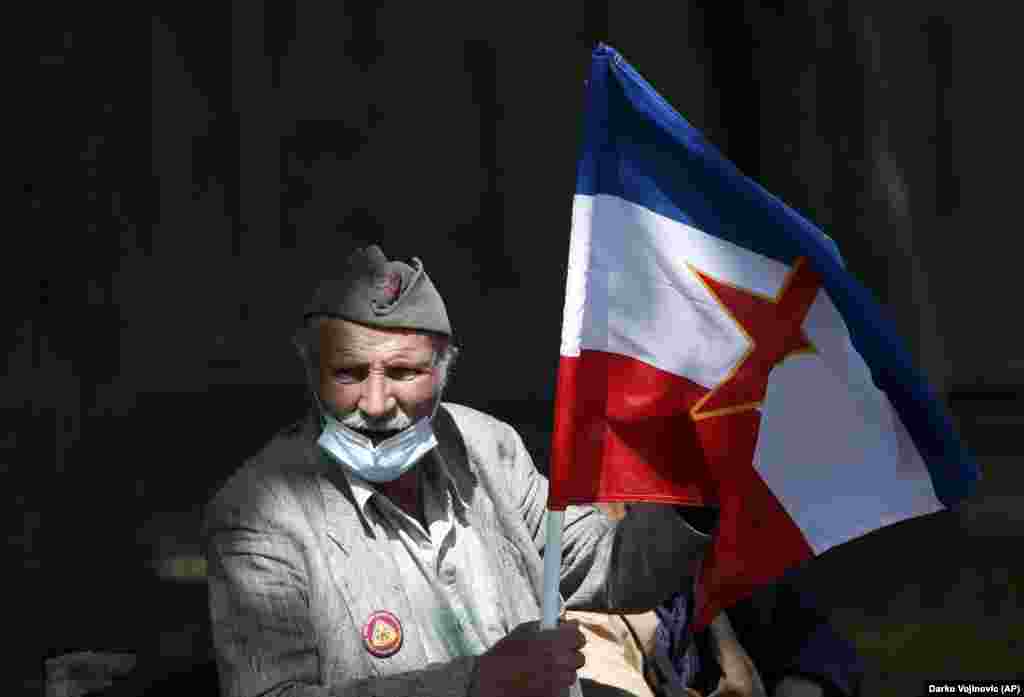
left=202, top=245, right=757, bottom=697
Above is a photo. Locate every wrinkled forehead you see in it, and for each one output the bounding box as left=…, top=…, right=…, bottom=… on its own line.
left=317, top=318, right=437, bottom=362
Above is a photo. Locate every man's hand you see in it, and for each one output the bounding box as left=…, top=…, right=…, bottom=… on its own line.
left=704, top=613, right=767, bottom=697
left=472, top=619, right=586, bottom=697
left=705, top=669, right=766, bottom=697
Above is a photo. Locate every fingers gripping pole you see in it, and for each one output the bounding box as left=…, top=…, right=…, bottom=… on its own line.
left=540, top=510, right=565, bottom=630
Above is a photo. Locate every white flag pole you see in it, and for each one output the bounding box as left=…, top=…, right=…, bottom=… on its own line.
left=540, top=509, right=565, bottom=629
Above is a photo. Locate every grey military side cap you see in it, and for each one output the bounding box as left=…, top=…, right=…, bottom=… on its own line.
left=303, top=245, right=452, bottom=336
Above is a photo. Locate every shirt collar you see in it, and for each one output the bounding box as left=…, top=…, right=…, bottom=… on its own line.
left=340, top=466, right=378, bottom=518
left=333, top=450, right=468, bottom=520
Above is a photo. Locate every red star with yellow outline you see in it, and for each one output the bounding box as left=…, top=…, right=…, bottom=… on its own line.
left=690, top=257, right=822, bottom=420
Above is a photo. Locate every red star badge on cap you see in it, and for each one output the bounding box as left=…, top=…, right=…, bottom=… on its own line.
left=375, top=271, right=402, bottom=303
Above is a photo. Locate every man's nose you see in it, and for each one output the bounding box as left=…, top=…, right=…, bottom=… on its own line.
left=359, top=373, right=395, bottom=419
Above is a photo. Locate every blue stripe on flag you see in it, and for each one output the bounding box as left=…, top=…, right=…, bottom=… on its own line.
left=577, top=44, right=979, bottom=506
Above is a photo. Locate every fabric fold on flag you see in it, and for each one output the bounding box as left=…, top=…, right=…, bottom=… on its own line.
left=548, top=44, right=979, bottom=630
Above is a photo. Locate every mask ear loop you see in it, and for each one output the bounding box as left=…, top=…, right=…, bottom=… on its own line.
left=313, top=390, right=329, bottom=429
left=296, top=338, right=330, bottom=430
left=427, top=345, right=446, bottom=422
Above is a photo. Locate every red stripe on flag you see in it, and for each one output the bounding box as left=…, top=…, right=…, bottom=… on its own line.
left=549, top=350, right=814, bottom=630
left=549, top=351, right=719, bottom=509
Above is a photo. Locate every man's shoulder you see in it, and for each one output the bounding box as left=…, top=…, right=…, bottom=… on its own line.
left=441, top=401, right=512, bottom=430
left=204, top=415, right=322, bottom=523
left=440, top=401, right=524, bottom=447
left=438, top=401, right=545, bottom=483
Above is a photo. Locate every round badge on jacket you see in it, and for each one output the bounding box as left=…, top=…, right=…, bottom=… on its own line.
left=363, top=610, right=403, bottom=658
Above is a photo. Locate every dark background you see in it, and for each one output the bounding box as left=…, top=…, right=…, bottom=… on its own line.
left=14, top=1, right=1022, bottom=695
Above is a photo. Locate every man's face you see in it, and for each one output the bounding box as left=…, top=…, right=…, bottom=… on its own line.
left=316, top=318, right=439, bottom=443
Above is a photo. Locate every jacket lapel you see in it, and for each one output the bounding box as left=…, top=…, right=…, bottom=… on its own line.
left=302, top=418, right=427, bottom=677
left=433, top=406, right=548, bottom=624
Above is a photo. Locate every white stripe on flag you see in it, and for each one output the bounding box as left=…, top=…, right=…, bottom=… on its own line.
left=754, top=291, right=944, bottom=554
left=562, top=194, right=793, bottom=390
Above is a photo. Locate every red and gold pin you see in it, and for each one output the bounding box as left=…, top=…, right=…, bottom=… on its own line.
left=363, top=610, right=403, bottom=658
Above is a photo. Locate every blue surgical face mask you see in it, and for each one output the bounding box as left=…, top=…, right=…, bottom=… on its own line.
left=315, top=396, right=440, bottom=484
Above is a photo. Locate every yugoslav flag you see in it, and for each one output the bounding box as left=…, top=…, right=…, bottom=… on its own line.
left=548, top=45, right=980, bottom=629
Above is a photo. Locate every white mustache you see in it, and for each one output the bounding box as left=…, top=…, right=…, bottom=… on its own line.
left=339, top=409, right=414, bottom=432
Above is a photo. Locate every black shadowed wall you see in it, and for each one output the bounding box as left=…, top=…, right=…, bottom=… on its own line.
left=16, top=2, right=1022, bottom=694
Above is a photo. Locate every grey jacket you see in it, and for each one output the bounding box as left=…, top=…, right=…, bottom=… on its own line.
left=202, top=402, right=710, bottom=697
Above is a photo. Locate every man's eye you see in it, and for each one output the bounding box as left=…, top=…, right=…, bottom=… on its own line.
left=334, top=369, right=366, bottom=383
left=388, top=368, right=421, bottom=381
